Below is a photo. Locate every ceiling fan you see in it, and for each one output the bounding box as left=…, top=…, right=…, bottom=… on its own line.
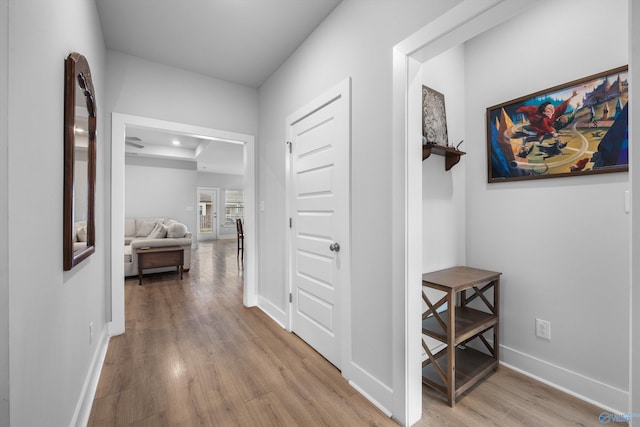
left=125, top=136, right=144, bottom=149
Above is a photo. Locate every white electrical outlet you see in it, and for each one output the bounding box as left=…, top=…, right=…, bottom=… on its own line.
left=89, top=321, right=94, bottom=345
left=535, top=318, right=551, bottom=340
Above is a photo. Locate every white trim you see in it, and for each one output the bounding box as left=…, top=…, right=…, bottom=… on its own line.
left=630, top=2, right=639, bottom=425
left=70, top=327, right=110, bottom=427
left=284, top=131, right=293, bottom=332
left=391, top=48, right=417, bottom=426
left=348, top=361, right=395, bottom=418
left=109, top=112, right=258, bottom=335
left=392, top=1, right=538, bottom=424
left=257, top=295, right=288, bottom=329
left=501, top=346, right=628, bottom=414
left=349, top=380, right=393, bottom=419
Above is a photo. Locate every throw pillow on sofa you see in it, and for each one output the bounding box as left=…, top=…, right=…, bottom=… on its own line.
left=136, top=220, right=157, bottom=237
left=74, top=222, right=87, bottom=242
left=77, top=226, right=87, bottom=242
left=167, top=222, right=188, bottom=238
left=147, top=222, right=168, bottom=239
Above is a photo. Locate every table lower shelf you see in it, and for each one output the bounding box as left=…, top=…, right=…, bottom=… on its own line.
left=422, top=345, right=498, bottom=403
left=422, top=307, right=497, bottom=344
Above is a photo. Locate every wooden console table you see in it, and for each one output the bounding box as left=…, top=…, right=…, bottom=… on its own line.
left=136, top=246, right=184, bottom=285
left=421, top=266, right=502, bottom=407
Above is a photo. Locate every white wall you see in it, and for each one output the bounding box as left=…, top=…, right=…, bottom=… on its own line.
left=6, top=0, right=108, bottom=425
left=257, top=0, right=462, bottom=420
left=420, top=46, right=468, bottom=363
left=464, top=0, right=629, bottom=411
left=197, top=171, right=242, bottom=190
left=125, top=157, right=198, bottom=235
left=105, top=50, right=258, bottom=136
left=421, top=45, right=467, bottom=271
left=0, top=0, right=8, bottom=424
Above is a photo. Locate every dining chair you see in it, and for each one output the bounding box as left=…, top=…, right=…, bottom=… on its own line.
left=236, top=218, right=244, bottom=260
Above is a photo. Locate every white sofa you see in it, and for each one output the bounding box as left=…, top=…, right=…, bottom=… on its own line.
left=124, top=217, right=192, bottom=277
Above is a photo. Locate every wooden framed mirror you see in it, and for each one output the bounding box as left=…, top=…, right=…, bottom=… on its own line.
left=63, top=52, right=96, bottom=271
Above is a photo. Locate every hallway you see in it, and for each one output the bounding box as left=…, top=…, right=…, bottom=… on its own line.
left=88, top=240, right=603, bottom=426
left=88, top=240, right=396, bottom=426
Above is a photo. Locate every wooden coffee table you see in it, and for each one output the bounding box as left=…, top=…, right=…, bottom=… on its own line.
left=136, top=246, right=184, bottom=285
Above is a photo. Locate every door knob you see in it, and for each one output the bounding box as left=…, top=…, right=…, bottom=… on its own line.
left=329, top=242, right=340, bottom=252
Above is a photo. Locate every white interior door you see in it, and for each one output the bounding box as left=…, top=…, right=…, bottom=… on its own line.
left=287, top=79, right=350, bottom=369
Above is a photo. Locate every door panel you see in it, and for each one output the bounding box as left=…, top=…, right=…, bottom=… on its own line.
left=297, top=212, right=333, bottom=239
left=297, top=250, right=333, bottom=286
left=297, top=165, right=333, bottom=196
left=297, top=288, right=333, bottom=332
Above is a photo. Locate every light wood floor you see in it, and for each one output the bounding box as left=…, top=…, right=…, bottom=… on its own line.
left=88, top=240, right=604, bottom=426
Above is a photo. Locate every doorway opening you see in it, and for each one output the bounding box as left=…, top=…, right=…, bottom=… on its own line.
left=392, top=1, right=536, bottom=424
left=109, top=113, right=257, bottom=336
left=197, top=187, right=218, bottom=241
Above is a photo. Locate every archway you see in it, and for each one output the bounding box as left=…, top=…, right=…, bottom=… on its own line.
left=392, top=1, right=536, bottom=423
left=109, top=112, right=257, bottom=335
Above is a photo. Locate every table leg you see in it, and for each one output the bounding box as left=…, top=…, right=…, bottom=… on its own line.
left=448, top=289, right=456, bottom=407
left=494, top=279, right=500, bottom=370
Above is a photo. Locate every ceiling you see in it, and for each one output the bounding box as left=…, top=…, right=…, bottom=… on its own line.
left=125, top=126, right=245, bottom=175
left=96, top=0, right=342, bottom=175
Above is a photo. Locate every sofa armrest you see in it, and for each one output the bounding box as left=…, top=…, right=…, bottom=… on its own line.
left=130, top=237, right=192, bottom=249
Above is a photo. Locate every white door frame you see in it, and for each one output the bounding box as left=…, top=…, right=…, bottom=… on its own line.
left=285, top=78, right=352, bottom=371
left=109, top=113, right=257, bottom=335
left=392, top=1, right=537, bottom=424
left=197, top=187, right=219, bottom=241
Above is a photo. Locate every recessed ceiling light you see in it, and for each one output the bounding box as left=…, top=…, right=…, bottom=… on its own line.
left=172, top=140, right=181, bottom=146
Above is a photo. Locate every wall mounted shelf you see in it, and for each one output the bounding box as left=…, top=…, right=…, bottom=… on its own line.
left=422, top=144, right=465, bottom=171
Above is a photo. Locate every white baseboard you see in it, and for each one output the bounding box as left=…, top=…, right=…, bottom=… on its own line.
left=500, top=344, right=629, bottom=414
left=349, top=378, right=392, bottom=418
left=346, top=361, right=394, bottom=419
left=257, top=296, right=287, bottom=329
left=70, top=327, right=110, bottom=427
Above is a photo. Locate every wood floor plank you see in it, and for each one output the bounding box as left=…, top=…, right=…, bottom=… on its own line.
left=89, top=240, right=605, bottom=427
left=129, top=411, right=170, bottom=427
left=243, top=391, right=300, bottom=427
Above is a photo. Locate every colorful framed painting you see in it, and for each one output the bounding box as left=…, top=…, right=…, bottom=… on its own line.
left=422, top=85, right=449, bottom=147
left=486, top=65, right=628, bottom=183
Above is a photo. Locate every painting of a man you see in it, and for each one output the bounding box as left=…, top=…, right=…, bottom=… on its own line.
left=516, top=90, right=578, bottom=139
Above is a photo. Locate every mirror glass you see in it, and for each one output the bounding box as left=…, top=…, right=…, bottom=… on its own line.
left=64, top=52, right=96, bottom=271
